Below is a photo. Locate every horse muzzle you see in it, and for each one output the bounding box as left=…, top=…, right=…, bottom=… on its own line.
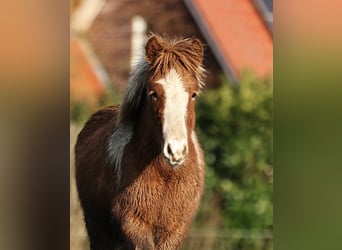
left=163, top=139, right=188, bottom=166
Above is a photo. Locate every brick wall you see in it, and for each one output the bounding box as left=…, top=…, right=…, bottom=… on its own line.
left=87, top=0, right=222, bottom=91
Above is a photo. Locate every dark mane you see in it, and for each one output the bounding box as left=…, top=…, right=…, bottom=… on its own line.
left=108, top=61, right=149, bottom=183
left=117, top=61, right=149, bottom=125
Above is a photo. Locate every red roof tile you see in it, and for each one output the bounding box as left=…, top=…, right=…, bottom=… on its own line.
left=190, top=0, right=273, bottom=79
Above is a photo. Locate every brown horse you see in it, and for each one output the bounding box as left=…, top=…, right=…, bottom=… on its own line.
left=75, top=34, right=206, bottom=250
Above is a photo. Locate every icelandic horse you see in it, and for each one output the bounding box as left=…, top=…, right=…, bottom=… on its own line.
left=75, top=34, right=206, bottom=250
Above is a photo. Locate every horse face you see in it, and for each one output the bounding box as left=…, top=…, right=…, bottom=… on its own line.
left=145, top=35, right=204, bottom=166
left=148, top=68, right=198, bottom=166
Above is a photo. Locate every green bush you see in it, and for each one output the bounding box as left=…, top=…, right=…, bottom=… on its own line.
left=194, top=73, right=273, bottom=236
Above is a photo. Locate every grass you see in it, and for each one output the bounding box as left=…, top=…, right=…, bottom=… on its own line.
left=70, top=124, right=89, bottom=250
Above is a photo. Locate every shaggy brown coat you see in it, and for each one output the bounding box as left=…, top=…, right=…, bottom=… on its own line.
left=75, top=34, right=205, bottom=250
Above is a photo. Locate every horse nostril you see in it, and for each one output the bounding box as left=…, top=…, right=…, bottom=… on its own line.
left=167, top=143, right=173, bottom=156
left=164, top=141, right=188, bottom=165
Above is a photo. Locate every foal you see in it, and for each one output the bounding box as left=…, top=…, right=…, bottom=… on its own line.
left=75, top=34, right=206, bottom=250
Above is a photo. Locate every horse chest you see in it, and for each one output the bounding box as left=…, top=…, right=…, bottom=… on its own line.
left=114, top=165, right=201, bottom=226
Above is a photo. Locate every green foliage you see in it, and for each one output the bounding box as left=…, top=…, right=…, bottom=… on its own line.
left=195, top=73, right=273, bottom=231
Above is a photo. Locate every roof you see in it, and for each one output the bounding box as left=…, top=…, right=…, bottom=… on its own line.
left=184, top=0, right=273, bottom=81
left=70, top=36, right=104, bottom=103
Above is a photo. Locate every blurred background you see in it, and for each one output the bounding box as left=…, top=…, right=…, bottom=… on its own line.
left=70, top=0, right=273, bottom=249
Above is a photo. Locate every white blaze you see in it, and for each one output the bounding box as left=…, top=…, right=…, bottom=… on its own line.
left=157, top=68, right=189, bottom=165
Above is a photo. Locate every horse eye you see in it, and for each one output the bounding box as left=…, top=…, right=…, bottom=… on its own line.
left=191, top=92, right=197, bottom=99
left=149, top=91, right=158, bottom=100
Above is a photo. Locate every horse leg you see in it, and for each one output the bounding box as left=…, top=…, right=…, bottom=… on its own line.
left=84, top=212, right=133, bottom=250
left=121, top=217, right=155, bottom=250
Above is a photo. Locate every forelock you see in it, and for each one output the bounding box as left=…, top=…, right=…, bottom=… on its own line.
left=147, top=35, right=206, bottom=88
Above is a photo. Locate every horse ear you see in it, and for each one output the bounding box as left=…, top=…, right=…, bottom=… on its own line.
left=190, top=38, right=204, bottom=65
left=145, top=36, right=163, bottom=65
